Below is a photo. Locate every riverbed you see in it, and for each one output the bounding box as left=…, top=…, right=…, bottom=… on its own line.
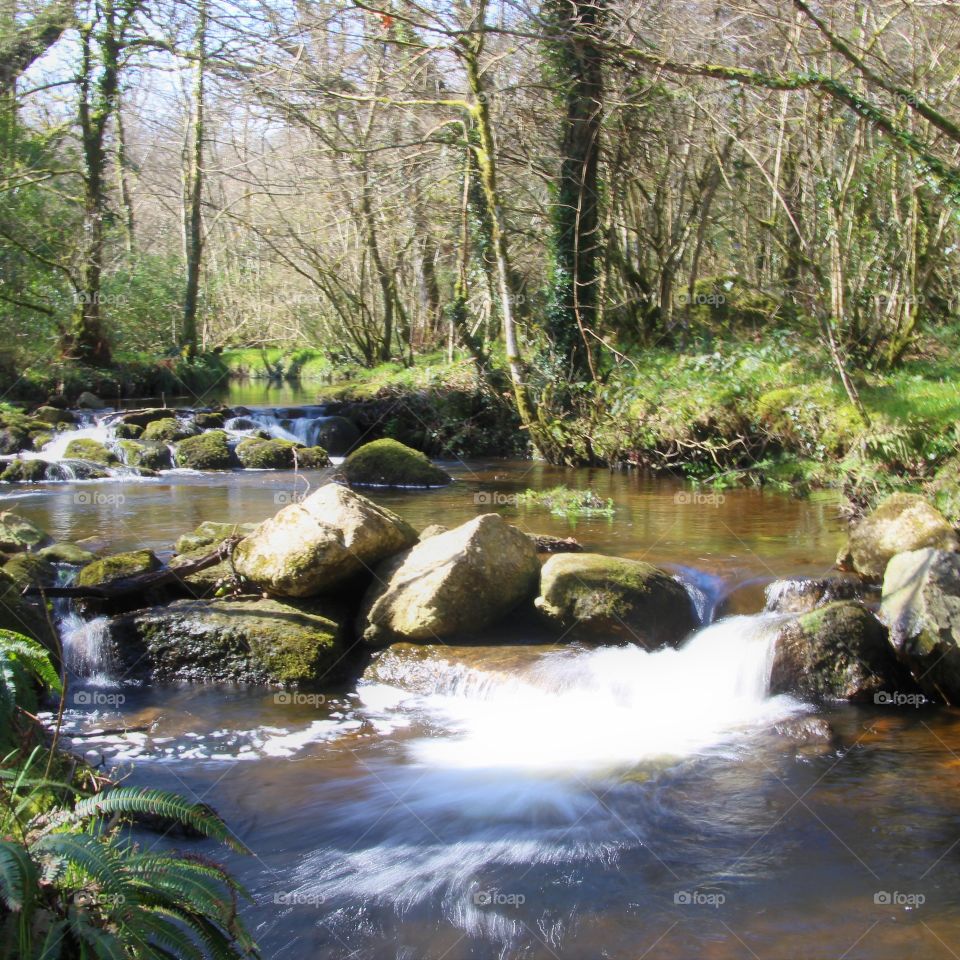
left=11, top=419, right=960, bottom=959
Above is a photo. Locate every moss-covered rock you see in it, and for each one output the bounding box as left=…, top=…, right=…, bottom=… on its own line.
left=0, top=568, right=53, bottom=644
left=0, top=512, right=52, bottom=553
left=770, top=602, right=910, bottom=702
left=534, top=553, right=699, bottom=649
left=3, top=553, right=56, bottom=588
left=76, top=392, right=106, bottom=409
left=838, top=493, right=958, bottom=580
left=116, top=439, right=173, bottom=471
left=194, top=411, right=226, bottom=429
left=359, top=513, right=540, bottom=646
left=881, top=548, right=960, bottom=703
left=113, top=422, right=143, bottom=440
left=764, top=576, right=864, bottom=615
left=295, top=446, right=331, bottom=469
left=39, top=542, right=97, bottom=565
left=76, top=549, right=161, bottom=588
left=234, top=482, right=417, bottom=598
left=118, top=408, right=175, bottom=428
left=235, top=437, right=300, bottom=469
left=29, top=432, right=53, bottom=450
left=107, top=597, right=348, bottom=684
left=64, top=438, right=118, bottom=465
left=1, top=459, right=52, bottom=483
left=174, top=520, right=256, bottom=555
left=32, top=406, right=76, bottom=426
left=141, top=417, right=194, bottom=443
left=0, top=424, right=30, bottom=454
left=174, top=430, right=233, bottom=470
left=342, top=439, right=451, bottom=488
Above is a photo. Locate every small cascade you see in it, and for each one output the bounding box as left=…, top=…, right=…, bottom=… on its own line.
left=224, top=407, right=334, bottom=447
left=53, top=568, right=115, bottom=683
left=360, top=613, right=803, bottom=773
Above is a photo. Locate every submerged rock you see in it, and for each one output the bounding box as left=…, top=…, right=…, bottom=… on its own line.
left=838, top=493, right=958, bottom=580
left=174, top=520, right=256, bottom=554
left=39, top=542, right=96, bottom=565
left=359, top=513, right=540, bottom=646
left=881, top=548, right=960, bottom=704
left=342, top=438, right=451, bottom=488
left=765, top=575, right=864, bottom=615
left=76, top=549, right=161, bottom=588
left=0, top=512, right=52, bottom=553
left=769, top=602, right=909, bottom=702
left=534, top=553, right=698, bottom=649
left=108, top=597, right=348, bottom=684
left=234, top=483, right=417, bottom=598
left=64, top=438, right=118, bottom=465
left=174, top=430, right=233, bottom=470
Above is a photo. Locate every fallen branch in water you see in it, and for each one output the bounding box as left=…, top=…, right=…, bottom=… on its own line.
left=24, top=536, right=244, bottom=600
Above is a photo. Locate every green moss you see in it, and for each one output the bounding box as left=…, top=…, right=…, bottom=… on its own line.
left=141, top=417, right=192, bottom=442
left=0, top=512, right=52, bottom=552
left=39, top=543, right=97, bottom=565
left=3, top=553, right=56, bottom=588
left=76, top=549, right=161, bottom=588
left=174, top=430, right=233, bottom=470
left=31, top=406, right=75, bottom=426
left=295, top=446, right=331, bottom=468
left=116, top=439, right=172, bottom=470
left=63, top=438, right=118, bottom=465
left=235, top=437, right=300, bottom=469
left=174, top=520, right=255, bottom=554
left=342, top=438, right=451, bottom=487
left=113, top=422, right=143, bottom=439
left=194, top=411, right=226, bottom=429
left=1, top=460, right=51, bottom=482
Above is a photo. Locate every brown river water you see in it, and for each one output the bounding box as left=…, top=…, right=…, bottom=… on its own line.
left=7, top=387, right=960, bottom=959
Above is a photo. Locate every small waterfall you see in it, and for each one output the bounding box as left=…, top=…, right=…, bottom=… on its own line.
left=225, top=407, right=333, bottom=447
left=53, top=568, right=115, bottom=683
left=360, top=614, right=802, bottom=773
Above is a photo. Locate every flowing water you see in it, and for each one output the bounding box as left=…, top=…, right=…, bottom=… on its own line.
left=8, top=400, right=960, bottom=958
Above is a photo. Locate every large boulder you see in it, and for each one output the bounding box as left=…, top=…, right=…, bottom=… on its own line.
left=32, top=406, right=76, bottom=426
left=838, top=493, right=958, bottom=580
left=234, top=483, right=417, bottom=598
left=1, top=460, right=52, bottom=483
left=118, top=407, right=176, bottom=428
left=769, top=602, right=910, bottom=702
left=75, top=392, right=106, bottom=409
left=0, top=512, right=52, bottom=553
left=765, top=575, right=864, bottom=615
left=76, top=549, right=161, bottom=588
left=3, top=553, right=57, bottom=588
left=313, top=416, right=361, bottom=455
left=107, top=597, right=348, bottom=684
left=194, top=411, right=226, bottom=429
left=235, top=437, right=300, bottom=469
left=342, top=439, right=451, bottom=488
left=116, top=439, right=173, bottom=471
left=534, top=553, right=698, bottom=648
left=174, top=430, right=233, bottom=470
left=359, top=513, right=540, bottom=646
left=141, top=417, right=195, bottom=443
left=0, top=569, right=53, bottom=644
left=39, top=542, right=96, bottom=565
left=881, top=548, right=960, bottom=703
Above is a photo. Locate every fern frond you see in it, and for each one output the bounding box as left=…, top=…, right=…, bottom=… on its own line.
left=0, top=838, right=36, bottom=911
left=0, top=631, right=61, bottom=694
left=32, top=833, right=125, bottom=898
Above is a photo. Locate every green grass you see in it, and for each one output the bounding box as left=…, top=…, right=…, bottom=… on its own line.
left=517, top=486, right=615, bottom=517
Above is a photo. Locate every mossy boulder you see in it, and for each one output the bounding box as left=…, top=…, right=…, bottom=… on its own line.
left=76, top=392, right=106, bottom=409
left=29, top=432, right=53, bottom=450
left=32, top=406, right=76, bottom=426
left=534, top=553, right=699, bottom=649
left=0, top=568, right=52, bottom=644
left=765, top=576, right=864, bottom=615
left=770, top=602, right=910, bottom=702
left=118, top=408, right=176, bottom=428
left=234, top=483, right=417, bottom=598
left=113, top=422, right=143, bottom=440
left=881, top=549, right=960, bottom=703
left=3, top=553, right=56, bottom=588
left=76, top=549, right=161, bottom=588
left=235, top=437, right=300, bottom=469
left=107, top=597, right=348, bottom=684
left=0, top=424, right=30, bottom=454
left=174, top=520, right=256, bottom=555
left=838, top=493, right=958, bottom=580
left=194, top=411, right=226, bottom=429
left=313, top=416, right=361, bottom=455
left=0, top=512, right=52, bottom=553
left=295, top=446, right=331, bottom=469
left=359, top=513, right=539, bottom=646
left=174, top=430, right=233, bottom=470
left=64, top=438, right=118, bottom=465
left=39, top=542, right=97, bottom=565
left=116, top=439, right=173, bottom=471
left=141, top=417, right=195, bottom=443
left=342, top=439, right=451, bottom=488
left=1, top=460, right=52, bottom=483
